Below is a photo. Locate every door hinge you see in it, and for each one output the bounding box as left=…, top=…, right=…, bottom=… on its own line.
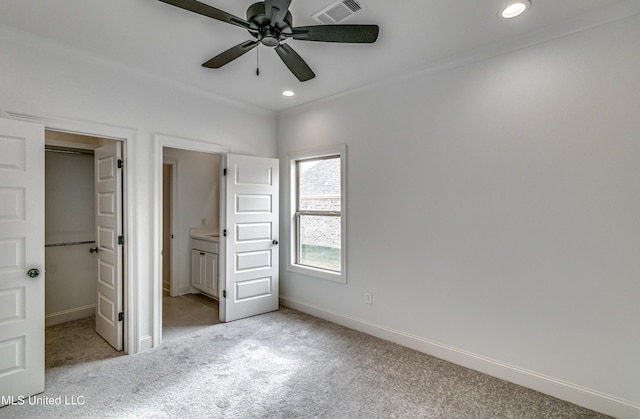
left=118, top=312, right=124, bottom=321
left=118, top=236, right=124, bottom=245
left=223, top=290, right=226, bottom=298
left=223, top=168, right=227, bottom=176
left=223, top=229, right=227, bottom=237
left=118, top=159, right=124, bottom=169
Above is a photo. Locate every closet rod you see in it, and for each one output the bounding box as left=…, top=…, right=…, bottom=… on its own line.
left=45, top=240, right=95, bottom=248
left=45, top=148, right=94, bottom=156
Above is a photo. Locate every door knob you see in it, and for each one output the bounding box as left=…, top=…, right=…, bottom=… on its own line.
left=27, top=268, right=40, bottom=278
left=272, top=240, right=279, bottom=245
left=89, top=247, right=98, bottom=253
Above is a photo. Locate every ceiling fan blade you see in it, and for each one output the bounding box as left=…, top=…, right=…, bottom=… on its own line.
left=275, top=43, right=315, bottom=82
left=202, top=40, right=260, bottom=68
left=265, top=0, right=292, bottom=26
left=157, top=0, right=250, bottom=29
left=290, top=25, right=379, bottom=43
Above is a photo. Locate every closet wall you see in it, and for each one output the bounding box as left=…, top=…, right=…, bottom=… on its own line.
left=44, top=139, right=97, bottom=326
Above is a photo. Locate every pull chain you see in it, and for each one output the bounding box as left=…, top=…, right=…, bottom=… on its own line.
left=256, top=46, right=260, bottom=76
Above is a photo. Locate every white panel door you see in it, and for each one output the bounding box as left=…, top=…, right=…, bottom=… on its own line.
left=0, top=118, right=44, bottom=403
left=223, top=154, right=279, bottom=322
left=94, top=142, right=123, bottom=351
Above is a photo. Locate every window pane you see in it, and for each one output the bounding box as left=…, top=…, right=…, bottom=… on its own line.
left=298, top=214, right=341, bottom=272
left=298, top=157, right=341, bottom=212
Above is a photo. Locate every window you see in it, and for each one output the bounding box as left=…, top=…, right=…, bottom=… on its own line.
left=289, top=145, right=346, bottom=282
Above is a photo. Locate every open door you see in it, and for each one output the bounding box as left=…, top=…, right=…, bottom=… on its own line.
left=0, top=118, right=45, bottom=403
left=94, top=142, right=123, bottom=351
left=222, top=154, right=279, bottom=322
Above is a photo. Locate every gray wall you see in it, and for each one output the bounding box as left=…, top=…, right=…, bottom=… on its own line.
left=277, top=14, right=640, bottom=414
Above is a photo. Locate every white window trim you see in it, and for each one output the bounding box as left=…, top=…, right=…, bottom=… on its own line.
left=288, top=144, right=347, bottom=283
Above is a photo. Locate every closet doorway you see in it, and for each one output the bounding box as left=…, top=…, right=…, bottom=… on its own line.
left=44, top=130, right=125, bottom=355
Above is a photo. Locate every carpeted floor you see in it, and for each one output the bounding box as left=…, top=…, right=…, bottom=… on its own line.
left=3, top=308, right=608, bottom=418
left=45, top=316, right=124, bottom=369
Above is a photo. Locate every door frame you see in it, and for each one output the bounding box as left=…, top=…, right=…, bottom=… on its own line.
left=162, top=158, right=179, bottom=297
left=3, top=110, right=136, bottom=354
left=153, top=134, right=229, bottom=347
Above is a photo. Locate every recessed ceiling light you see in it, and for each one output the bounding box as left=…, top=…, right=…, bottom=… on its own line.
left=499, top=0, right=531, bottom=19
left=282, top=90, right=295, bottom=97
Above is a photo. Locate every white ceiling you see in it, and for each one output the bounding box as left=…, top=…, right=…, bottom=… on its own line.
left=1, top=0, right=639, bottom=112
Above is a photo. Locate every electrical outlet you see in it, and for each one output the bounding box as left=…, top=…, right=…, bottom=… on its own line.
left=365, top=293, right=372, bottom=304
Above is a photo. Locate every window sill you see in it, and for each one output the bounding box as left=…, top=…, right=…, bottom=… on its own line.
left=287, top=263, right=346, bottom=284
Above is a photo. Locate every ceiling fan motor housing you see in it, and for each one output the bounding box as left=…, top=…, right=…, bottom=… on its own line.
left=247, top=2, right=293, bottom=47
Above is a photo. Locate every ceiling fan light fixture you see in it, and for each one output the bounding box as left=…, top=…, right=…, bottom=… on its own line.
left=157, top=0, right=379, bottom=82
left=499, top=0, right=531, bottom=19
left=282, top=90, right=295, bottom=97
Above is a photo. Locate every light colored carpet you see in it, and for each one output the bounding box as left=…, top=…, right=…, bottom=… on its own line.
left=3, top=308, right=607, bottom=418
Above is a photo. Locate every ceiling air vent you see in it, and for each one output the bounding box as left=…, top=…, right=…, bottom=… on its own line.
left=312, top=0, right=366, bottom=24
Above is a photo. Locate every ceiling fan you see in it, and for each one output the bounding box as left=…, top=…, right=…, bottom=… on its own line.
left=157, top=0, right=380, bottom=82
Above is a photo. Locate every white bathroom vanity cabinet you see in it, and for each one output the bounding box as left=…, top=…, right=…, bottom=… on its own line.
left=190, top=231, right=219, bottom=298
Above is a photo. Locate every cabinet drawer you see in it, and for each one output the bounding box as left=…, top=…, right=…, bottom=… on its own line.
left=192, top=239, right=219, bottom=253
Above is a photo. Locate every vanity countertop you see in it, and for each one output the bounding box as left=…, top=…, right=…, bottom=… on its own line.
left=190, top=227, right=219, bottom=242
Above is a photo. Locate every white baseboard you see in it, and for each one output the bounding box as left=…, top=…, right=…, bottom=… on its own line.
left=139, top=335, right=153, bottom=352
left=280, top=296, right=639, bottom=419
left=45, top=305, right=95, bottom=327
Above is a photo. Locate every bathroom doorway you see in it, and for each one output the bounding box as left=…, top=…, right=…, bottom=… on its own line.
left=161, top=147, right=221, bottom=341
left=153, top=134, right=280, bottom=347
